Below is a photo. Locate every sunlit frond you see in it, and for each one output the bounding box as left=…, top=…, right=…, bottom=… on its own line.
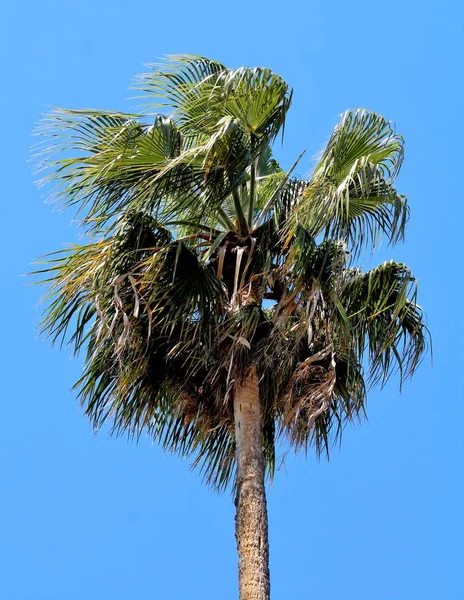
left=294, top=109, right=408, bottom=253
left=35, top=110, right=186, bottom=229
left=135, top=54, right=227, bottom=116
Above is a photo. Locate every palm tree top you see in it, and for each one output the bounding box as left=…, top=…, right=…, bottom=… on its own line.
left=33, top=55, right=429, bottom=491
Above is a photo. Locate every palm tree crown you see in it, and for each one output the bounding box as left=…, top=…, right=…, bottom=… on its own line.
left=34, top=55, right=428, bottom=491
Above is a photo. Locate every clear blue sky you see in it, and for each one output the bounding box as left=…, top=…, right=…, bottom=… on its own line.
left=2, top=1, right=463, bottom=598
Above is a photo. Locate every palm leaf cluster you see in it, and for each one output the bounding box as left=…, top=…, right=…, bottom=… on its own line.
left=34, top=55, right=428, bottom=491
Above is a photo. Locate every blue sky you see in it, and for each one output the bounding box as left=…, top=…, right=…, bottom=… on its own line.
left=2, top=1, right=463, bottom=598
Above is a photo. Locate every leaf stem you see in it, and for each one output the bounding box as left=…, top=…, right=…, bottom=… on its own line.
left=248, top=137, right=257, bottom=226
left=255, top=150, right=306, bottom=228
left=231, top=185, right=248, bottom=235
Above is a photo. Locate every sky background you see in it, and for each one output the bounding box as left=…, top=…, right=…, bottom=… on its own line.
left=1, top=1, right=463, bottom=598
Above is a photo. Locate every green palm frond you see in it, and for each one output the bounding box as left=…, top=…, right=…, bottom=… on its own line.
left=210, top=66, right=292, bottom=140
left=35, top=110, right=186, bottom=230
left=342, top=260, right=429, bottom=386
left=136, top=56, right=292, bottom=147
left=135, top=54, right=227, bottom=117
left=294, top=109, right=408, bottom=253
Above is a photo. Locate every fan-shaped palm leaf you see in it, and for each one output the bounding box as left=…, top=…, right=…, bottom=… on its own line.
left=294, top=109, right=408, bottom=254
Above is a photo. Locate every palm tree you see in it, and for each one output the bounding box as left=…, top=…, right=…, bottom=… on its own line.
left=34, top=56, right=428, bottom=600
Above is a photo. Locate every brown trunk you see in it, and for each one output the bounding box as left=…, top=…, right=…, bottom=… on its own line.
left=234, top=366, right=270, bottom=600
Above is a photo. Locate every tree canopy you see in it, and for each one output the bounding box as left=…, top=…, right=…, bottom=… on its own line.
left=34, top=55, right=429, bottom=491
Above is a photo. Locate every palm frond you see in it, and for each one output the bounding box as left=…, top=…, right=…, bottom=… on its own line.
left=293, top=109, right=408, bottom=254
left=135, top=54, right=227, bottom=117
left=138, top=56, right=292, bottom=147
left=342, top=260, right=429, bottom=386
left=35, top=110, right=185, bottom=230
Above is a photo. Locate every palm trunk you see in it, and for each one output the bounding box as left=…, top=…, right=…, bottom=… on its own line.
left=234, top=366, right=270, bottom=600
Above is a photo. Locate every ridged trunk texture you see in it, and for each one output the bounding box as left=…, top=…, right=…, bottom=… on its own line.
left=234, top=367, right=270, bottom=600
